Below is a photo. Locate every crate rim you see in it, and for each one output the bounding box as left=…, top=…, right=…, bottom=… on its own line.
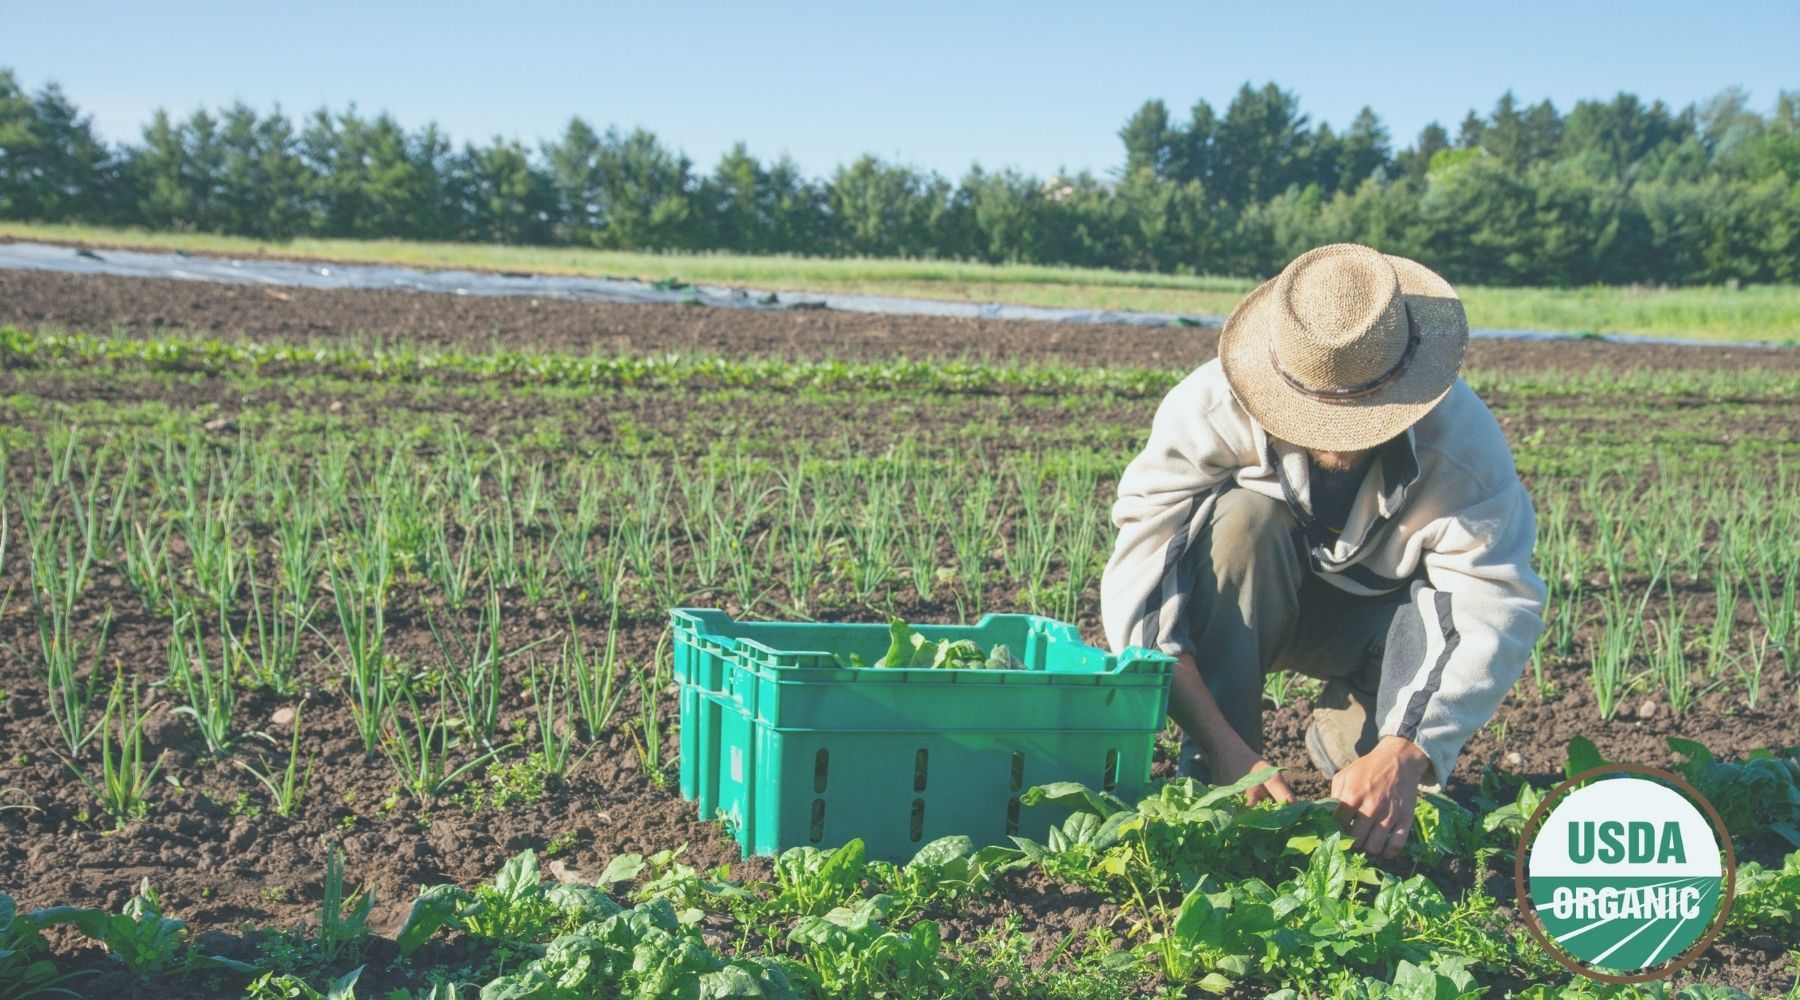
left=670, top=606, right=1176, bottom=676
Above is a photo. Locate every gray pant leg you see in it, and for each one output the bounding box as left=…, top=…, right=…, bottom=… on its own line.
left=1177, top=489, right=1305, bottom=779
left=1281, top=575, right=1415, bottom=694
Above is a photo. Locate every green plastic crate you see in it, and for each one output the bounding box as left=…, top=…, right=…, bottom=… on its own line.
left=671, top=608, right=1174, bottom=862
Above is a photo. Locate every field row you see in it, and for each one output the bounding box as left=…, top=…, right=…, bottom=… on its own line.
left=9, top=222, right=1800, bottom=341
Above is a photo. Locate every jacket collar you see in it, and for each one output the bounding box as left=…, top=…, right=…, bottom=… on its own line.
left=1261, top=427, right=1421, bottom=564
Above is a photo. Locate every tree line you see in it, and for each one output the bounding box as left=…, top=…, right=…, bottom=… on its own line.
left=2, top=68, right=1797, bottom=285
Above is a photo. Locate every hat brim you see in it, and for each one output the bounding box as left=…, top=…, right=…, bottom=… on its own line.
left=1218, top=253, right=1468, bottom=452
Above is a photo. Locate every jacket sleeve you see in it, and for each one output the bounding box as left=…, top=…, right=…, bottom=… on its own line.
left=1100, top=364, right=1248, bottom=654
left=1373, top=477, right=1546, bottom=786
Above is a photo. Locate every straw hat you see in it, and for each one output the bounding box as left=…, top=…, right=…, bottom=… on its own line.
left=1218, top=243, right=1468, bottom=452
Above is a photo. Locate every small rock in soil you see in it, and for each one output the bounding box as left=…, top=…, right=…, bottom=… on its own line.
left=202, top=417, right=235, bottom=433
left=271, top=706, right=296, bottom=726
left=1636, top=699, right=1659, bottom=720
left=1504, top=751, right=1523, bottom=768
left=547, top=859, right=586, bottom=883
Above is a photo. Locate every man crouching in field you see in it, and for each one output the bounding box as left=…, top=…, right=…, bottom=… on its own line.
left=1100, top=243, right=1546, bottom=859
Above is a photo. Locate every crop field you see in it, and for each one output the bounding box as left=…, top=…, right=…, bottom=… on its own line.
left=7, top=222, right=1800, bottom=344
left=1, top=267, right=1798, bottom=999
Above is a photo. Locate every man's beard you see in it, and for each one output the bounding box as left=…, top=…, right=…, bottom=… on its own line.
left=1310, top=450, right=1371, bottom=473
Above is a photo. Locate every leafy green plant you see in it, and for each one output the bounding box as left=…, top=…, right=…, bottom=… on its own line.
left=315, top=843, right=374, bottom=965
left=525, top=649, right=587, bottom=780
left=328, top=531, right=393, bottom=754
left=167, top=609, right=237, bottom=753
left=238, top=552, right=308, bottom=696
left=244, top=966, right=365, bottom=1000
left=395, top=849, right=620, bottom=957
left=26, top=879, right=251, bottom=976
left=568, top=598, right=625, bottom=741
left=1589, top=584, right=1654, bottom=722
left=65, top=671, right=162, bottom=826
left=869, top=835, right=994, bottom=919
left=380, top=688, right=512, bottom=801
left=237, top=704, right=314, bottom=818
left=786, top=895, right=946, bottom=998
left=852, top=618, right=1021, bottom=669
left=1267, top=958, right=1481, bottom=1000
left=768, top=838, right=869, bottom=918
left=1666, top=739, right=1800, bottom=848
left=1730, top=849, right=1800, bottom=935
left=30, top=564, right=107, bottom=758
left=629, top=630, right=672, bottom=785
left=0, top=891, right=94, bottom=1000
left=462, top=894, right=789, bottom=1000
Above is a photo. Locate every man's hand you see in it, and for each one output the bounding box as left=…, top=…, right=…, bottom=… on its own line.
left=1331, top=735, right=1432, bottom=859
left=1169, top=654, right=1295, bottom=805
left=1209, top=734, right=1297, bottom=806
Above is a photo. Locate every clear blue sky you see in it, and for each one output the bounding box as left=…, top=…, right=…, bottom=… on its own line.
left=5, top=1, right=1795, bottom=179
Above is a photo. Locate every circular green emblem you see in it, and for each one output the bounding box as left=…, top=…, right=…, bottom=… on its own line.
left=1517, top=765, right=1735, bottom=982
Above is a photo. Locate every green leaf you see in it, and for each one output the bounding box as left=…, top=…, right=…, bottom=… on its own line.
left=1020, top=781, right=1130, bottom=817
left=877, top=619, right=927, bottom=668
left=1234, top=800, right=1315, bottom=830
left=1195, top=765, right=1278, bottom=807
left=787, top=915, right=845, bottom=948
left=1099, top=949, right=1139, bottom=971
left=1093, top=810, right=1143, bottom=849
left=546, top=883, right=621, bottom=921
left=20, top=904, right=111, bottom=939
left=598, top=853, right=646, bottom=886
left=1171, top=885, right=1228, bottom=949
left=1667, top=736, right=1714, bottom=768
left=395, top=884, right=474, bottom=956
left=325, top=966, right=364, bottom=1000
left=194, top=953, right=262, bottom=974
left=985, top=644, right=1021, bottom=670
left=1005, top=836, right=1046, bottom=861
left=1060, top=811, right=1104, bottom=846
left=1197, top=972, right=1235, bottom=994
left=1303, top=837, right=1349, bottom=902
left=492, top=850, right=541, bottom=902
left=907, top=835, right=971, bottom=869
left=699, top=965, right=762, bottom=999
left=931, top=639, right=985, bottom=668
left=816, top=838, right=865, bottom=882
left=1564, top=735, right=1608, bottom=778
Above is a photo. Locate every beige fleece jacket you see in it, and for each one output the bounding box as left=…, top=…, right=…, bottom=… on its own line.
left=1100, top=359, right=1547, bottom=784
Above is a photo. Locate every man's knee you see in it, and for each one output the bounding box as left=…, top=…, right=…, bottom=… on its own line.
left=1205, top=488, right=1303, bottom=586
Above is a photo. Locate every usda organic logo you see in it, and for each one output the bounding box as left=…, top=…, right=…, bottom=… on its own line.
left=1516, top=764, right=1736, bottom=983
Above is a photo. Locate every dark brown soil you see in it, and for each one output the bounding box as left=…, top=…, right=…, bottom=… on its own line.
left=3, top=268, right=1797, bottom=373
left=0, top=269, right=1795, bottom=997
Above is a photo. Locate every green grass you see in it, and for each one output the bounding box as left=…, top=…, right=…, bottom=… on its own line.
left=6, top=221, right=1798, bottom=343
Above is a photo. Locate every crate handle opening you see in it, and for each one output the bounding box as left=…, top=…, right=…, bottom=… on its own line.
left=809, top=799, right=825, bottom=843
left=1103, top=748, right=1120, bottom=791
left=1005, top=797, right=1021, bottom=836
left=913, top=748, right=929, bottom=792
left=909, top=798, right=925, bottom=842
left=1010, top=751, right=1025, bottom=792
left=814, top=749, right=829, bottom=794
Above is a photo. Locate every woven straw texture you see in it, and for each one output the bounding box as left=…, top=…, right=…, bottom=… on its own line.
left=1219, top=243, right=1468, bottom=451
